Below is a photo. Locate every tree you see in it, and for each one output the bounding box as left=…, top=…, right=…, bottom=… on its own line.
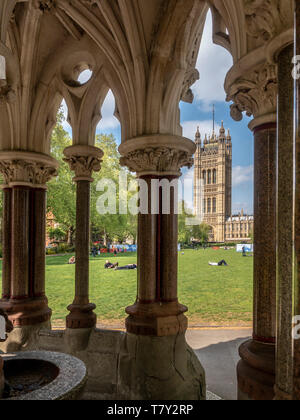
left=48, top=227, right=67, bottom=242
left=47, top=108, right=76, bottom=245
left=178, top=202, right=210, bottom=245
left=47, top=110, right=138, bottom=245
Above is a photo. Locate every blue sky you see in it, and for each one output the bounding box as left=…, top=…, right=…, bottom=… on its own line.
left=62, top=11, right=254, bottom=215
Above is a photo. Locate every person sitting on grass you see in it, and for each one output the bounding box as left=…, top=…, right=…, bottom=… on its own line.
left=114, top=264, right=137, bottom=271
left=104, top=260, right=119, bottom=269
left=68, top=256, right=75, bottom=265
left=209, top=260, right=228, bottom=267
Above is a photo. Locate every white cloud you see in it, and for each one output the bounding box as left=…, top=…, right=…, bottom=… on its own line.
left=232, top=165, right=254, bottom=187
left=182, top=120, right=221, bottom=141
left=193, top=10, right=233, bottom=109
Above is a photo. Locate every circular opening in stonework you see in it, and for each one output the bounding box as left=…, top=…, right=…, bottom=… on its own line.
left=3, top=359, right=59, bottom=399
left=77, top=68, right=93, bottom=85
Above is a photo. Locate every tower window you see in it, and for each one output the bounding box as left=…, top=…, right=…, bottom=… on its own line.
left=213, top=169, right=217, bottom=184
left=203, top=170, right=206, bottom=185
left=207, top=198, right=211, bottom=213
left=207, top=170, right=212, bottom=185
left=213, top=198, right=217, bottom=213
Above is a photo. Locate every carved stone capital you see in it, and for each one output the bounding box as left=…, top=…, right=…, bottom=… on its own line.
left=0, top=151, right=59, bottom=188
left=119, top=135, right=196, bottom=176
left=63, top=145, right=104, bottom=182
left=244, top=0, right=293, bottom=43
left=227, top=63, right=277, bottom=126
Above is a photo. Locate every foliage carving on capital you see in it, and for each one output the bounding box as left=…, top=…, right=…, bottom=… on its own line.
left=0, top=160, right=58, bottom=186
left=120, top=147, right=194, bottom=175
left=63, top=155, right=102, bottom=180
left=227, top=63, right=277, bottom=121
left=244, top=0, right=293, bottom=42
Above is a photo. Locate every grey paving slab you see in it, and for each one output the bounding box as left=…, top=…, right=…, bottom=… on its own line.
left=186, top=328, right=252, bottom=401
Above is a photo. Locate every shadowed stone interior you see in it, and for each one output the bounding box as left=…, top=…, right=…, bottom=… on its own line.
left=3, top=359, right=59, bottom=398
left=1, top=352, right=87, bottom=401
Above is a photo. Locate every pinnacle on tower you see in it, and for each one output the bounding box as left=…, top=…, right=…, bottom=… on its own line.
left=204, top=134, right=208, bottom=145
left=220, top=121, right=225, bottom=135
left=195, top=126, right=201, bottom=145
left=227, top=129, right=232, bottom=142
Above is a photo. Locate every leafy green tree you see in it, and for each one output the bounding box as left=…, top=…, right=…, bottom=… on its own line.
left=178, top=202, right=210, bottom=245
left=47, top=110, right=138, bottom=245
left=47, top=109, right=75, bottom=244
left=48, top=227, right=67, bottom=242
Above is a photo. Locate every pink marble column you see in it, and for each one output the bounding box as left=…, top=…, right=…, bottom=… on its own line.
left=126, top=174, right=187, bottom=336
left=275, top=43, right=295, bottom=400
left=0, top=152, right=58, bottom=328
left=63, top=145, right=103, bottom=329
left=237, top=123, right=277, bottom=401
left=119, top=136, right=195, bottom=337
left=1, top=188, right=12, bottom=301
left=294, top=0, right=300, bottom=400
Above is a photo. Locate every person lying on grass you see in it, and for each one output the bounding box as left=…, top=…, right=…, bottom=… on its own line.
left=104, top=260, right=119, bottom=269
left=114, top=264, right=137, bottom=271
left=209, top=260, right=228, bottom=267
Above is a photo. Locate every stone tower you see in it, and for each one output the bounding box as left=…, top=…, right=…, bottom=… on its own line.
left=193, top=122, right=232, bottom=242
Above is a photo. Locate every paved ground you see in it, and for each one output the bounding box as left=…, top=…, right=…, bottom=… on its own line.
left=186, top=328, right=252, bottom=401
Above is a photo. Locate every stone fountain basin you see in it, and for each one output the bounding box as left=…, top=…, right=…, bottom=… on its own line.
left=1, top=351, right=87, bottom=400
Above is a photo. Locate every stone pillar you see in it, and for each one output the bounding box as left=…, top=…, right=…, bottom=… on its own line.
left=237, top=122, right=277, bottom=400
left=118, top=135, right=206, bottom=400
left=1, top=188, right=12, bottom=301
left=275, top=43, right=295, bottom=401
left=63, top=145, right=103, bottom=330
left=294, top=0, right=300, bottom=400
left=0, top=152, right=58, bottom=339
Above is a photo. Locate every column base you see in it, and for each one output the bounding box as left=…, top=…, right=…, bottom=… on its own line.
left=118, top=332, right=206, bottom=400
left=0, top=297, right=51, bottom=327
left=66, top=303, right=96, bottom=329
left=125, top=302, right=188, bottom=336
left=237, top=339, right=275, bottom=400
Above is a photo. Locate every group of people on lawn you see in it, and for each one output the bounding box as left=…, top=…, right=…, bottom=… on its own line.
left=68, top=255, right=137, bottom=271
left=68, top=246, right=252, bottom=269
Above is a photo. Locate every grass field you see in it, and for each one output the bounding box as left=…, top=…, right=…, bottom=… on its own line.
left=0, top=249, right=253, bottom=327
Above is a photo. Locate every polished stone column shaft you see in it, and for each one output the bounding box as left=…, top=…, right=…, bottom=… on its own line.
left=126, top=174, right=187, bottom=336
left=30, top=189, right=47, bottom=298
left=0, top=152, right=58, bottom=329
left=63, top=145, right=103, bottom=330
left=253, top=124, right=277, bottom=343
left=66, top=179, right=96, bottom=329
left=1, top=188, right=12, bottom=300
left=136, top=177, right=157, bottom=304
left=237, top=124, right=277, bottom=401
left=11, top=186, right=30, bottom=300
left=294, top=0, right=300, bottom=400
left=275, top=43, right=295, bottom=400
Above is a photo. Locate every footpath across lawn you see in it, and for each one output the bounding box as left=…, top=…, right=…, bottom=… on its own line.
left=0, top=249, right=253, bottom=327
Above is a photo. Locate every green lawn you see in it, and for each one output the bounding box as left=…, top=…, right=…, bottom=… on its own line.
left=0, top=249, right=253, bottom=327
